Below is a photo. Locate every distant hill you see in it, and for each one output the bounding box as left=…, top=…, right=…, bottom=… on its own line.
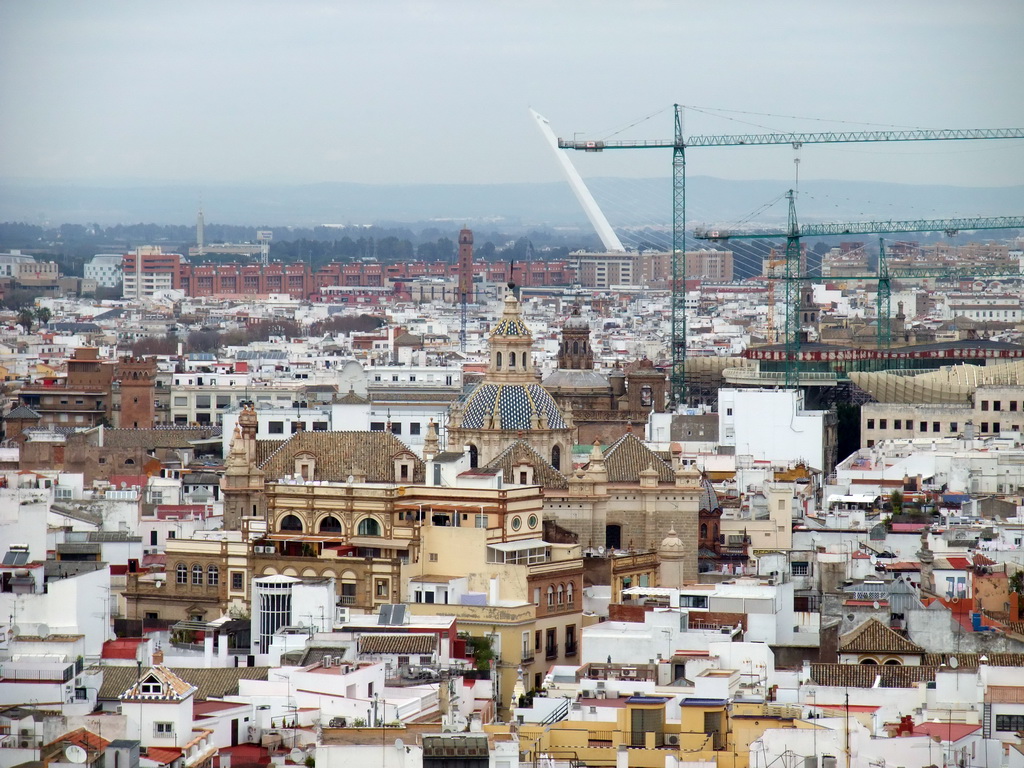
left=1, top=177, right=1021, bottom=231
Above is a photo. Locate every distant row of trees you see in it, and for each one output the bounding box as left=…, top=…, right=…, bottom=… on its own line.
left=129, top=314, right=385, bottom=356
left=0, top=221, right=590, bottom=277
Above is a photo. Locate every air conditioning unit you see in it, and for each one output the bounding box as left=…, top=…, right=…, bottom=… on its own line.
left=323, top=656, right=332, bottom=668
left=581, top=689, right=594, bottom=698
left=664, top=733, right=681, bottom=746
left=596, top=690, right=606, bottom=700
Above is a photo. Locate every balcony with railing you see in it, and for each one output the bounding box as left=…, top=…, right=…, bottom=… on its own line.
left=545, top=644, right=558, bottom=661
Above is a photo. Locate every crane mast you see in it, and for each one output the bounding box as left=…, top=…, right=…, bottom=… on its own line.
left=559, top=106, right=1024, bottom=406
left=698, top=204, right=1024, bottom=385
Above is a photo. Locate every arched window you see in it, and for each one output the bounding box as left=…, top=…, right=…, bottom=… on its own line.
left=124, top=458, right=135, bottom=465
left=192, top=564, right=203, bottom=585
left=176, top=563, right=187, bottom=584
left=357, top=518, right=381, bottom=536
left=567, top=582, right=574, bottom=605
left=701, top=523, right=709, bottom=540
left=547, top=586, right=555, bottom=606
left=207, top=565, right=219, bottom=586
left=860, top=658, right=878, bottom=665
left=496, top=351, right=502, bottom=370
left=557, top=584, right=564, bottom=604
left=572, top=340, right=579, bottom=355
left=713, top=524, right=719, bottom=541
left=509, top=352, right=517, bottom=368
left=551, top=444, right=561, bottom=471
left=468, top=443, right=479, bottom=469
left=884, top=659, right=902, bottom=666
left=280, top=514, right=303, bottom=532
left=319, top=516, right=342, bottom=533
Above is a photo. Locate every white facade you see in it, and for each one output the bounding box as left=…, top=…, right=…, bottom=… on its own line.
left=718, top=388, right=836, bottom=473
left=85, top=254, right=124, bottom=288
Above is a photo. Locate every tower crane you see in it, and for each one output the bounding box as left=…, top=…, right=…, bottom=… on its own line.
left=559, top=105, right=1024, bottom=406
left=697, top=194, right=1024, bottom=387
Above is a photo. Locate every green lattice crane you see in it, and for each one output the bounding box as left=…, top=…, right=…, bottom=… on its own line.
left=559, top=106, right=1024, bottom=406
left=697, top=202, right=1024, bottom=385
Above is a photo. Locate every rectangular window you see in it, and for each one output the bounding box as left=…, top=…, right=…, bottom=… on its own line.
left=933, top=421, right=940, bottom=432
left=791, top=561, right=810, bottom=576
left=996, top=715, right=1024, bottom=732
left=894, top=419, right=902, bottom=429
left=981, top=401, right=989, bottom=411
left=391, top=422, right=402, bottom=435
left=879, top=419, right=887, bottom=429
left=409, top=422, right=421, bottom=436
left=1011, top=401, right=1019, bottom=412
left=993, top=401, right=1002, bottom=411
left=679, top=594, right=708, bottom=609
left=370, top=421, right=385, bottom=431
left=313, top=421, right=328, bottom=431
left=993, top=422, right=1000, bottom=433
left=866, top=419, right=875, bottom=429
left=268, top=421, right=284, bottom=434
left=950, top=422, right=958, bottom=433
left=375, top=579, right=388, bottom=597
left=429, top=552, right=438, bottom=562
left=981, top=423, right=989, bottom=433
left=920, top=421, right=927, bottom=432
left=154, top=722, right=174, bottom=735
left=475, top=514, right=488, bottom=528
left=231, top=572, right=244, bottom=590
left=195, top=394, right=211, bottom=408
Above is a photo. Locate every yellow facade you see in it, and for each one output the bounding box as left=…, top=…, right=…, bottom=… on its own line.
left=505, top=699, right=801, bottom=767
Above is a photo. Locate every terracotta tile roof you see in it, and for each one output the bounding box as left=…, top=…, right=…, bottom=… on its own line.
left=602, top=433, right=674, bottom=483
left=809, top=663, right=937, bottom=688
left=1005, top=622, right=1024, bottom=637
left=481, top=439, right=568, bottom=489
left=92, top=426, right=221, bottom=450
left=839, top=618, right=925, bottom=654
left=45, top=727, right=110, bottom=752
left=5, top=405, right=41, bottom=420
left=259, top=431, right=424, bottom=483
left=145, top=747, right=185, bottom=765
left=358, top=633, right=437, bottom=655
left=921, top=652, right=1024, bottom=668
left=98, top=665, right=270, bottom=702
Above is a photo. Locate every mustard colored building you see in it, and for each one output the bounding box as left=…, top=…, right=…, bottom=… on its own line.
left=507, top=696, right=801, bottom=767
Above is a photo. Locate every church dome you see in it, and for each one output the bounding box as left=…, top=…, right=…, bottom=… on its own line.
left=456, top=382, right=568, bottom=431
left=699, top=476, right=720, bottom=513
left=491, top=294, right=531, bottom=337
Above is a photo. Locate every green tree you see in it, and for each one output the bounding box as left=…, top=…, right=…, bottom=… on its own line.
left=16, top=307, right=33, bottom=332
left=889, top=490, right=904, bottom=515
left=34, top=307, right=51, bottom=326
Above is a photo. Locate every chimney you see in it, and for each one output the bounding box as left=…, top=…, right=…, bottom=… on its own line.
left=152, top=648, right=164, bottom=664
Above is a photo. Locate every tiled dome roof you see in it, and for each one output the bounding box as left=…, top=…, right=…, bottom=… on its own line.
left=457, top=382, right=567, bottom=431
left=700, top=476, right=720, bottom=513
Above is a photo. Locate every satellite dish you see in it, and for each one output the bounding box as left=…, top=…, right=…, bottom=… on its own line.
left=393, top=739, right=405, bottom=751
left=37, top=623, right=50, bottom=638
left=949, top=656, right=959, bottom=669
left=289, top=749, right=304, bottom=763
left=872, top=601, right=880, bottom=610
left=11, top=625, right=21, bottom=637
left=597, top=546, right=606, bottom=555
left=65, top=745, right=88, bottom=764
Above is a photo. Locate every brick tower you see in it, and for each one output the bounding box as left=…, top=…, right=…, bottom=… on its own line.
left=116, top=356, right=157, bottom=429
left=457, top=228, right=474, bottom=304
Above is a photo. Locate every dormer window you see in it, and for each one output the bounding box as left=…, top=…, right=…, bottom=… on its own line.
left=140, top=678, right=162, bottom=695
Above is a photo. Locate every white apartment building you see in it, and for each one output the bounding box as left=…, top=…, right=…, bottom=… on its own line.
left=84, top=254, right=124, bottom=287
left=718, top=388, right=838, bottom=474
left=942, top=292, right=1022, bottom=323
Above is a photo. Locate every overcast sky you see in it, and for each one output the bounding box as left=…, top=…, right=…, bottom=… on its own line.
left=1, top=1, right=1022, bottom=189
